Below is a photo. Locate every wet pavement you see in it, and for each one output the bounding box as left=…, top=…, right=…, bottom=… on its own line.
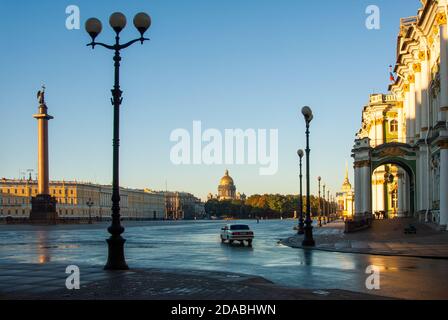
left=0, top=220, right=447, bottom=299
left=283, top=219, right=448, bottom=259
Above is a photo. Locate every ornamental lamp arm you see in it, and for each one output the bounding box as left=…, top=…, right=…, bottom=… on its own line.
left=119, top=37, right=150, bottom=50
left=86, top=41, right=116, bottom=50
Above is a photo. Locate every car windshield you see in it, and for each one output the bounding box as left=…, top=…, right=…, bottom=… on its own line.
left=230, top=225, right=250, bottom=230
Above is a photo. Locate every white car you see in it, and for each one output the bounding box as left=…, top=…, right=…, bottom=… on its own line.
left=220, top=224, right=254, bottom=246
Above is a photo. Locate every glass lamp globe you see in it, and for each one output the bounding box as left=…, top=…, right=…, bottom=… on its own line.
left=110, top=12, right=127, bottom=33
left=85, top=18, right=102, bottom=40
left=133, top=12, right=151, bottom=35
left=302, top=106, right=313, bottom=122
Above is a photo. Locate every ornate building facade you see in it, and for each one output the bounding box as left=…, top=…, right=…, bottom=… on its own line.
left=0, top=178, right=166, bottom=220
left=352, top=0, right=448, bottom=230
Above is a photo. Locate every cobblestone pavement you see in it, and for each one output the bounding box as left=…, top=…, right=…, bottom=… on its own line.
left=282, top=218, right=448, bottom=259
left=0, top=263, right=388, bottom=300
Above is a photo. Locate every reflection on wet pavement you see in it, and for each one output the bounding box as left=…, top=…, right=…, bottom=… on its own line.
left=0, top=220, right=447, bottom=299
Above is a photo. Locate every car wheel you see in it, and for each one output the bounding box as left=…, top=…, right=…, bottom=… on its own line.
left=229, top=240, right=234, bottom=245
left=248, top=240, right=253, bottom=247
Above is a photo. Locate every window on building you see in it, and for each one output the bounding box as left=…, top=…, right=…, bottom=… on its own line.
left=390, top=120, right=398, bottom=132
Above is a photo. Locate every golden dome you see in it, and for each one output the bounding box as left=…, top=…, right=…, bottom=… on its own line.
left=219, top=170, right=234, bottom=186
left=342, top=162, right=352, bottom=191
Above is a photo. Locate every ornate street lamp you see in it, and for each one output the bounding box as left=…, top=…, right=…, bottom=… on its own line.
left=85, top=12, right=152, bottom=270
left=86, top=198, right=94, bottom=224
left=297, top=149, right=305, bottom=235
left=301, top=106, right=315, bottom=247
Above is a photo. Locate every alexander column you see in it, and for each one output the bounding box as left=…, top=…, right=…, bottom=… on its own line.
left=30, top=86, right=57, bottom=223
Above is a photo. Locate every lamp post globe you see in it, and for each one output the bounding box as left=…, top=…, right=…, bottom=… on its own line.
left=110, top=12, right=127, bottom=33
left=302, top=106, right=313, bottom=121
left=85, top=18, right=102, bottom=41
left=134, top=12, right=151, bottom=35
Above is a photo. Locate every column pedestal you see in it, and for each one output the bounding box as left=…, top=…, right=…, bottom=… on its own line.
left=30, top=194, right=57, bottom=223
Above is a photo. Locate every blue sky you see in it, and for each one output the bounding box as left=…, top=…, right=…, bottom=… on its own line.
left=0, top=0, right=420, bottom=200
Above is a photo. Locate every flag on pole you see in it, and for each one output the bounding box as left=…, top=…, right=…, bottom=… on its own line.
left=389, top=65, right=395, bottom=82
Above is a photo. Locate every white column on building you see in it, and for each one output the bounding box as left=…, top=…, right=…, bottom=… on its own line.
left=409, top=81, right=416, bottom=143
left=404, top=91, right=410, bottom=143
left=362, top=165, right=372, bottom=215
left=372, top=174, right=378, bottom=213
left=440, top=145, right=448, bottom=229
left=376, top=173, right=385, bottom=212
left=438, top=13, right=448, bottom=122
left=354, top=164, right=363, bottom=215
left=414, top=65, right=422, bottom=139
left=397, top=173, right=404, bottom=217
left=420, top=54, right=429, bottom=132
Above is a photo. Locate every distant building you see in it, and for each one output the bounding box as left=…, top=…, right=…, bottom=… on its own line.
left=0, top=178, right=166, bottom=220
left=164, top=191, right=205, bottom=220
left=336, top=164, right=355, bottom=219
left=208, top=170, right=246, bottom=201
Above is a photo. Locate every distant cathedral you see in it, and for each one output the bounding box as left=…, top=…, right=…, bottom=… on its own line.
left=208, top=170, right=246, bottom=201
left=336, top=163, right=355, bottom=218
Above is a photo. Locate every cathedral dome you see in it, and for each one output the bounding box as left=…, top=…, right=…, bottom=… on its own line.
left=219, top=170, right=234, bottom=186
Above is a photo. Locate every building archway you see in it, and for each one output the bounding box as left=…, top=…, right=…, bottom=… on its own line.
left=352, top=138, right=417, bottom=223
left=371, top=160, right=415, bottom=219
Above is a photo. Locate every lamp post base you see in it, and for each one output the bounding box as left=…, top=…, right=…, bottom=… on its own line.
left=302, top=226, right=315, bottom=247
left=302, top=238, right=316, bottom=247
left=104, top=236, right=129, bottom=270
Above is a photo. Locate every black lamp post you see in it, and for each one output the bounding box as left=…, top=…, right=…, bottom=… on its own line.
left=85, top=12, right=151, bottom=270
left=322, top=183, right=327, bottom=224
left=318, top=176, right=322, bottom=227
left=86, top=198, right=94, bottom=224
left=297, top=149, right=304, bottom=235
left=301, top=106, right=315, bottom=247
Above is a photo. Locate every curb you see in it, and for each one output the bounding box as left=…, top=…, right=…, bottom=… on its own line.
left=281, top=238, right=448, bottom=260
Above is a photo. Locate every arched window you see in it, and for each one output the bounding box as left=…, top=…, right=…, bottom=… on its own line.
left=390, top=120, right=398, bottom=132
